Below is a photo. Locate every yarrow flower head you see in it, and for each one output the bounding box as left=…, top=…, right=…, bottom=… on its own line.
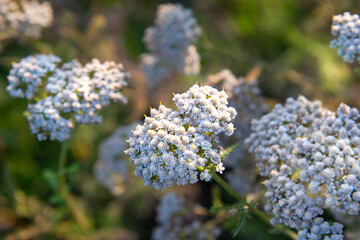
left=94, top=122, right=139, bottom=196
left=141, top=3, right=201, bottom=88
left=125, top=84, right=236, bottom=190
left=7, top=54, right=129, bottom=141
left=245, top=96, right=360, bottom=239
left=206, top=69, right=268, bottom=194
left=330, top=12, right=360, bottom=63
left=246, top=96, right=325, bottom=176
left=0, top=0, right=53, bottom=42
left=152, top=192, right=221, bottom=240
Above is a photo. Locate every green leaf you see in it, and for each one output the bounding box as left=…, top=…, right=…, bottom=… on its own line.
left=50, top=194, right=63, bottom=205
left=221, top=141, right=242, bottom=160
left=210, top=203, right=236, bottom=214
left=232, top=212, right=247, bottom=237
left=63, top=163, right=80, bottom=174
left=355, top=67, right=360, bottom=77
left=211, top=199, right=252, bottom=237
left=43, top=169, right=58, bottom=191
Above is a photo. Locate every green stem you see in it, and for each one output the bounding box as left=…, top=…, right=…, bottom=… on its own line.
left=250, top=208, right=297, bottom=239
left=57, top=141, right=89, bottom=231
left=1, top=158, right=16, bottom=204
left=211, top=173, right=241, bottom=201
left=211, top=173, right=297, bottom=240
left=58, top=141, right=69, bottom=201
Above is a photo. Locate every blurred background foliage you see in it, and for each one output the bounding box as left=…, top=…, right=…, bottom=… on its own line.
left=1, top=0, right=360, bottom=239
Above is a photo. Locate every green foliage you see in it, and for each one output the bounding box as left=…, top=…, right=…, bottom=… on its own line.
left=42, top=163, right=80, bottom=204
left=211, top=197, right=257, bottom=237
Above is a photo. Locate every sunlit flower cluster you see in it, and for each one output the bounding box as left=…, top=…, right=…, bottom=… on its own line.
left=125, top=84, right=236, bottom=190
left=245, top=96, right=360, bottom=239
left=141, top=3, right=201, bottom=87
left=330, top=12, right=360, bottom=63
left=153, top=192, right=221, bottom=240
left=0, top=0, right=53, bottom=42
left=94, top=123, right=139, bottom=196
left=206, top=69, right=268, bottom=194
left=7, top=54, right=129, bottom=141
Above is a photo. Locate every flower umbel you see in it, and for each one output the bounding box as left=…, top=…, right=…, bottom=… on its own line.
left=245, top=96, right=360, bottom=239
left=7, top=54, right=129, bottom=141
left=125, top=84, right=236, bottom=190
left=330, top=12, right=360, bottom=63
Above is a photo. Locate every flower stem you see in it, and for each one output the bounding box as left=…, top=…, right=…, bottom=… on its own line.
left=211, top=173, right=297, bottom=240
left=250, top=208, right=297, bottom=239
left=57, top=141, right=91, bottom=231
left=211, top=173, right=241, bottom=201
left=58, top=141, right=69, bottom=201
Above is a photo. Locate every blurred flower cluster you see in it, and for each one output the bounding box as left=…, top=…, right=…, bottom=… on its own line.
left=7, top=54, right=129, bottom=141
left=94, top=122, right=140, bottom=196
left=0, top=0, right=53, bottom=45
left=141, top=3, right=201, bottom=88
left=153, top=192, right=221, bottom=240
left=331, top=12, right=360, bottom=63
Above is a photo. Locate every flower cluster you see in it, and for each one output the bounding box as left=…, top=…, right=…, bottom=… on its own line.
left=125, top=84, right=236, bottom=190
left=153, top=192, right=221, bottom=240
left=140, top=54, right=171, bottom=88
left=7, top=54, right=129, bottom=141
left=0, top=0, right=53, bottom=42
left=330, top=12, right=360, bottom=63
left=206, top=69, right=268, bottom=194
left=141, top=3, right=201, bottom=88
left=246, top=96, right=325, bottom=176
left=94, top=123, right=139, bottom=196
left=244, top=96, right=360, bottom=239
